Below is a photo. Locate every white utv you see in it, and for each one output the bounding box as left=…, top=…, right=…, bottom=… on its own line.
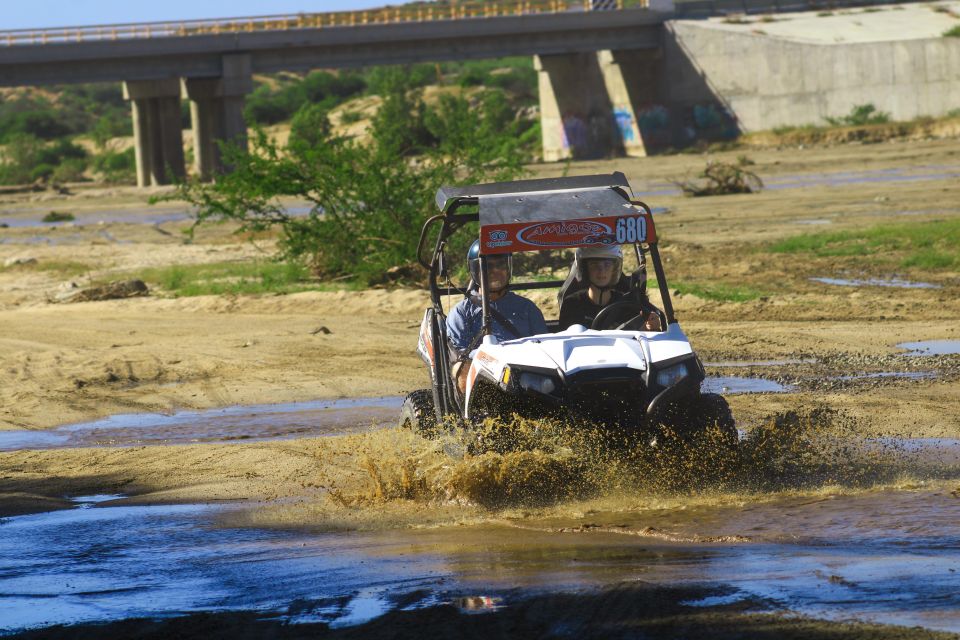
left=400, top=173, right=734, bottom=444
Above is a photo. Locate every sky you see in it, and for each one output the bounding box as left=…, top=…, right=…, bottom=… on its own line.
left=4, top=1, right=410, bottom=31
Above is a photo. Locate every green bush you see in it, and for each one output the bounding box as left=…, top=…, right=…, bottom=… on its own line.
left=824, top=103, right=890, bottom=126
left=289, top=103, right=331, bottom=148
left=0, top=134, right=87, bottom=185
left=0, top=134, right=43, bottom=184
left=0, top=109, right=72, bottom=141
left=92, top=147, right=136, bottom=184
left=42, top=211, right=75, bottom=223
left=163, top=73, right=526, bottom=285
left=52, top=158, right=88, bottom=183
left=29, top=163, right=56, bottom=182
left=244, top=71, right=367, bottom=125
left=944, top=25, right=960, bottom=37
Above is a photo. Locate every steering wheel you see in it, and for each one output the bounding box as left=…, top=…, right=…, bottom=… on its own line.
left=590, top=300, right=646, bottom=331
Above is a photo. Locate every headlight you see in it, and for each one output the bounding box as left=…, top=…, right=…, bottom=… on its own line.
left=519, top=372, right=556, bottom=395
left=656, top=362, right=688, bottom=388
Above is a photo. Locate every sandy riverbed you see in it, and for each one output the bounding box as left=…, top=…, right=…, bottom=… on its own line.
left=1, top=138, right=959, bottom=637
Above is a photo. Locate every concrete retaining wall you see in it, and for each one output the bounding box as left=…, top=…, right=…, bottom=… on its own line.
left=664, top=21, right=960, bottom=131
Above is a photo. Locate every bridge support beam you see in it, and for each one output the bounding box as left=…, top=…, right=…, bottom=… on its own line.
left=535, top=49, right=662, bottom=162
left=122, top=79, right=186, bottom=187
left=183, top=54, right=253, bottom=180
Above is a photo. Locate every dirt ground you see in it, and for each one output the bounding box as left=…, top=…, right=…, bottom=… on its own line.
left=1, top=138, right=959, bottom=637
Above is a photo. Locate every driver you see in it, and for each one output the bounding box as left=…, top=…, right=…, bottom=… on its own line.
left=447, top=240, right=548, bottom=394
left=559, top=245, right=662, bottom=331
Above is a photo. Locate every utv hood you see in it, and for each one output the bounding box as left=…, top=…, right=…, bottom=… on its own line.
left=487, top=323, right=695, bottom=378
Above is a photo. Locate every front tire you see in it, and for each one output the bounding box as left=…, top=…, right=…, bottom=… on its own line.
left=654, top=392, right=738, bottom=450
left=398, top=389, right=437, bottom=436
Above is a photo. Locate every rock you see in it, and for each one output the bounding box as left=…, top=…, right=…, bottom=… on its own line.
left=56, top=279, right=149, bottom=303
left=3, top=256, right=38, bottom=268
left=310, top=326, right=332, bottom=335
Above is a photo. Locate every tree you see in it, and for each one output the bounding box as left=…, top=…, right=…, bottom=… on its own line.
left=165, top=80, right=527, bottom=285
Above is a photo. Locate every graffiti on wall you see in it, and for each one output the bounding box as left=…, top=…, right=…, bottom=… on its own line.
left=613, top=107, right=636, bottom=143
left=559, top=109, right=617, bottom=159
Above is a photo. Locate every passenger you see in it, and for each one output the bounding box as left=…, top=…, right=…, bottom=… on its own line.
left=447, top=240, right=548, bottom=394
left=559, top=245, right=661, bottom=331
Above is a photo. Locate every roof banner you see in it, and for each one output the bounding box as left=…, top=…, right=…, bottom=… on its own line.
left=480, top=212, right=657, bottom=254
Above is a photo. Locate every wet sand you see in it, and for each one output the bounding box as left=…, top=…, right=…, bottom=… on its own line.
left=1, top=137, right=960, bottom=636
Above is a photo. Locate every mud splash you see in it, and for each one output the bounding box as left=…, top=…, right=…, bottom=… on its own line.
left=271, top=407, right=960, bottom=531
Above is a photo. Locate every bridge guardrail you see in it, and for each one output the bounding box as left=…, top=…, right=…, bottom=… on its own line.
left=0, top=0, right=646, bottom=47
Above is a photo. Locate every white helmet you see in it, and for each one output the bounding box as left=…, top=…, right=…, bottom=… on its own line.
left=575, top=244, right=623, bottom=287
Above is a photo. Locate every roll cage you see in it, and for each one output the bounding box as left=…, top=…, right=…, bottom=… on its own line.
left=416, top=173, right=679, bottom=418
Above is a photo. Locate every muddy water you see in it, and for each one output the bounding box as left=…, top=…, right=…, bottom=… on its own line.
left=0, top=379, right=794, bottom=453
left=2, top=480, right=959, bottom=634
left=811, top=277, right=941, bottom=289
left=0, top=396, right=403, bottom=452
left=0, top=205, right=314, bottom=229
left=899, top=340, right=960, bottom=356
left=2, top=400, right=959, bottom=634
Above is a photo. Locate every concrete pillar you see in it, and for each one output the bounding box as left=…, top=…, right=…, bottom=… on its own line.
left=122, top=79, right=186, bottom=186
left=536, top=53, right=619, bottom=162
left=183, top=54, right=252, bottom=179
left=535, top=49, right=663, bottom=162
left=602, top=49, right=665, bottom=157
left=130, top=99, right=151, bottom=188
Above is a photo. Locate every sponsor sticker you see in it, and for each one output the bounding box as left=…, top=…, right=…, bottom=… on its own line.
left=517, top=220, right=613, bottom=247
left=485, top=229, right=513, bottom=249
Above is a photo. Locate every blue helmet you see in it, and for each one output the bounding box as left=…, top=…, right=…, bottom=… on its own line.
left=468, top=240, right=512, bottom=288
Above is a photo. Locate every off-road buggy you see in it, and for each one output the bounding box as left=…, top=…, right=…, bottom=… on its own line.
left=400, top=172, right=734, bottom=444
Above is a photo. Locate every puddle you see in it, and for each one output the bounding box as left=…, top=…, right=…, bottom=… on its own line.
left=898, top=340, right=960, bottom=356
left=705, top=359, right=808, bottom=368
left=811, top=276, right=941, bottom=289
left=702, top=376, right=792, bottom=394
left=0, top=396, right=404, bottom=452
left=0, top=205, right=315, bottom=229
left=861, top=438, right=960, bottom=466
left=793, top=218, right=833, bottom=225
left=0, top=210, right=194, bottom=228
left=2, top=481, right=960, bottom=634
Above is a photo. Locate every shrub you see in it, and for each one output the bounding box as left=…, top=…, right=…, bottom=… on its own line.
left=42, top=211, right=75, bottom=223
left=675, top=158, right=763, bottom=197
left=29, top=163, right=56, bottom=182
left=244, top=71, right=367, bottom=125
left=945, top=25, right=960, bottom=37
left=163, top=75, right=525, bottom=285
left=824, top=103, right=890, bottom=126
left=289, top=103, right=331, bottom=148
left=92, top=147, right=136, bottom=184
left=0, top=134, right=45, bottom=184
left=0, top=107, right=73, bottom=142
left=52, top=158, right=88, bottom=183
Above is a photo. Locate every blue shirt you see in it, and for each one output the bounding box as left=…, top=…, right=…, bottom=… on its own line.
left=446, top=291, right=548, bottom=353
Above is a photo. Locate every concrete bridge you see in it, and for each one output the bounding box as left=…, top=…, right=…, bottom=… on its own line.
left=2, top=0, right=956, bottom=187
left=0, top=1, right=673, bottom=185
